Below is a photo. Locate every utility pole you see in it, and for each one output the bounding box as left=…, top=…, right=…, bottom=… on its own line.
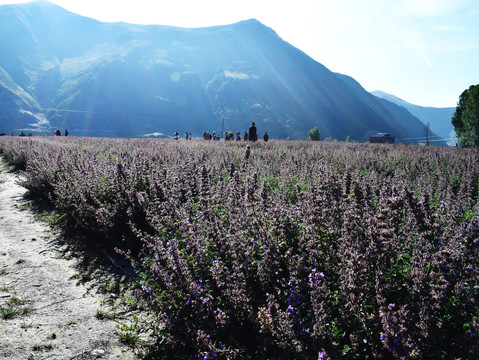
left=423, top=122, right=430, bottom=146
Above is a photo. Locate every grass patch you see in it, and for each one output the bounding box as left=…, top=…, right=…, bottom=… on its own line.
left=72, top=272, right=93, bottom=282
left=22, top=306, right=32, bottom=315
left=102, top=281, right=119, bottom=294
left=1, top=296, right=30, bottom=320
left=9, top=296, right=25, bottom=306
left=95, top=307, right=117, bottom=320
left=1, top=306, right=18, bottom=320
left=32, top=343, right=53, bottom=352
left=117, top=318, right=140, bottom=347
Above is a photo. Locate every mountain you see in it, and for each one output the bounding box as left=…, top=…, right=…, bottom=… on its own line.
left=371, top=90, right=456, bottom=145
left=0, top=1, right=441, bottom=142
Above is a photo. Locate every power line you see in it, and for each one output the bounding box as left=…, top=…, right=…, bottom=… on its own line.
left=424, top=138, right=456, bottom=143
left=400, top=134, right=453, bottom=141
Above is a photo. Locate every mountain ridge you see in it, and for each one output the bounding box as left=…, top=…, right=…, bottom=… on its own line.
left=0, top=1, right=444, bottom=142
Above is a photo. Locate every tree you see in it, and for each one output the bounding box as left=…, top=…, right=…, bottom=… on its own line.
left=307, top=126, right=320, bottom=141
left=452, top=84, right=479, bottom=147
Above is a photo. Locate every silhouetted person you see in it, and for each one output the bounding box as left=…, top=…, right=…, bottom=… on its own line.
left=248, top=122, right=257, bottom=142
left=64, top=129, right=69, bottom=136
left=55, top=129, right=61, bottom=136
left=263, top=132, right=268, bottom=142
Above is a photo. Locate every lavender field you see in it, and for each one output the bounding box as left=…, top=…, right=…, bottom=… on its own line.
left=0, top=136, right=478, bottom=359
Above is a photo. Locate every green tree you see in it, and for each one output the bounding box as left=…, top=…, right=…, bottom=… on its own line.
left=452, top=84, right=479, bottom=147
left=307, top=126, right=320, bottom=141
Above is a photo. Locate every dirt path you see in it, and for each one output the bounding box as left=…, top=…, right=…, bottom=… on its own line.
left=0, top=161, right=138, bottom=359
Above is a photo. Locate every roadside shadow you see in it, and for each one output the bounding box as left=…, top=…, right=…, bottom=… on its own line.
left=23, top=190, right=137, bottom=300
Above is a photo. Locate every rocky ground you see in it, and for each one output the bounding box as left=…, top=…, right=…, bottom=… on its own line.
left=0, top=161, right=140, bottom=359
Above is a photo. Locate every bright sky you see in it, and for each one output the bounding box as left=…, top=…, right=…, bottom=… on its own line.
left=2, top=0, right=479, bottom=108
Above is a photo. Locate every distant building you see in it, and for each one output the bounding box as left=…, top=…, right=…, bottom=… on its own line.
left=369, top=133, right=395, bottom=144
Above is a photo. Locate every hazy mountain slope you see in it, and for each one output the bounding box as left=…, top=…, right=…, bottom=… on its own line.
left=0, top=66, right=49, bottom=133
left=0, top=66, right=38, bottom=108
left=0, top=1, right=442, bottom=142
left=371, top=90, right=456, bottom=145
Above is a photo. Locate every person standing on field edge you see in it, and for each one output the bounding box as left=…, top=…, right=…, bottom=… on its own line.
left=263, top=132, right=268, bottom=142
left=248, top=122, right=257, bottom=142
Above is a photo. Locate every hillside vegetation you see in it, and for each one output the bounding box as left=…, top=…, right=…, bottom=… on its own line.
left=0, top=136, right=478, bottom=359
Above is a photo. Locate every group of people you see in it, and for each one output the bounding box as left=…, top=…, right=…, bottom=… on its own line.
left=248, top=122, right=257, bottom=141
left=199, top=122, right=268, bottom=142
left=55, top=129, right=68, bottom=136
left=174, top=131, right=193, bottom=140
left=224, top=131, right=243, bottom=141
left=246, top=122, right=268, bottom=142
left=203, top=131, right=220, bottom=141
